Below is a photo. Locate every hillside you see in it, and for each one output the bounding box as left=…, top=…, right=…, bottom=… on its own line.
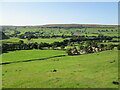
left=1, top=24, right=118, bottom=30
left=2, top=50, right=118, bottom=88
left=38, top=24, right=118, bottom=29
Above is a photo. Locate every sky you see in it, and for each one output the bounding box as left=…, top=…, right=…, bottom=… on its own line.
left=0, top=2, right=118, bottom=26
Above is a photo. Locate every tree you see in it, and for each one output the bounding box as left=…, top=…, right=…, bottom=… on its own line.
left=111, top=30, right=113, bottom=32
left=27, top=35, right=32, bottom=44
left=66, top=48, right=73, bottom=55
left=51, top=42, right=61, bottom=47
left=106, top=44, right=114, bottom=50
left=23, top=44, right=29, bottom=50
left=19, top=40, right=24, bottom=44
left=82, top=46, right=89, bottom=54
left=78, top=45, right=84, bottom=51
left=33, top=42, right=38, bottom=49
left=18, top=42, right=25, bottom=50
left=98, top=44, right=104, bottom=48
left=73, top=46, right=79, bottom=54
left=38, top=44, right=43, bottom=50
left=0, top=31, right=9, bottom=40
left=60, top=45, right=65, bottom=50
left=2, top=44, right=9, bottom=52
left=51, top=45, right=57, bottom=50
left=86, top=41, right=98, bottom=47
left=117, top=44, right=120, bottom=50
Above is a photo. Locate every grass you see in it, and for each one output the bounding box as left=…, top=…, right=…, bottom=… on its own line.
left=1, top=50, right=66, bottom=63
left=1, top=37, right=68, bottom=44
left=100, top=42, right=119, bottom=45
left=2, top=50, right=118, bottom=88
left=1, top=27, right=119, bottom=88
left=1, top=37, right=27, bottom=44
left=4, top=27, right=118, bottom=37
left=30, top=38, right=68, bottom=44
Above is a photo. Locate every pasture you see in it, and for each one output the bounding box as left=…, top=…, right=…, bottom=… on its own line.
left=1, top=50, right=66, bottom=63
left=1, top=25, right=119, bottom=88
left=2, top=37, right=67, bottom=44
left=2, top=50, right=118, bottom=88
left=3, top=26, right=118, bottom=37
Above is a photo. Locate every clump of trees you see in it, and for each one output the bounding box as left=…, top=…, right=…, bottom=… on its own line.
left=0, top=31, right=9, bottom=40
left=117, top=44, right=120, bottom=50
left=2, top=39, right=69, bottom=53
left=66, top=48, right=73, bottom=55
left=2, top=35, right=118, bottom=54
left=66, top=40, right=116, bottom=56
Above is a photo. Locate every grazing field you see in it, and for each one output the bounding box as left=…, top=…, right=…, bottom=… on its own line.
left=2, top=37, right=67, bottom=44
left=1, top=1, right=119, bottom=88
left=2, top=50, right=118, bottom=88
left=1, top=24, right=119, bottom=88
left=1, top=50, right=66, bottom=63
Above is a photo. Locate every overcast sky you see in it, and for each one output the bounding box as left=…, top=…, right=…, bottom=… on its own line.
left=0, top=2, right=118, bottom=26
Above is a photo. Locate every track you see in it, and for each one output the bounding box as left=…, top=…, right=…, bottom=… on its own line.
left=0, top=55, right=67, bottom=65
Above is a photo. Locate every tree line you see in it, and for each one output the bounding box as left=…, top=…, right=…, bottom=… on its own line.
left=2, top=39, right=68, bottom=53
left=2, top=36, right=119, bottom=53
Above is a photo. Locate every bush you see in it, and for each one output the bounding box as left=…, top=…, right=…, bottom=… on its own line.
left=60, top=45, right=65, bottom=50
left=66, top=48, right=73, bottom=55
left=117, top=44, right=120, bottom=50
left=106, top=44, right=114, bottom=50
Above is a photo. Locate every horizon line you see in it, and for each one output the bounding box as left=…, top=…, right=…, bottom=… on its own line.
left=0, top=23, right=118, bottom=26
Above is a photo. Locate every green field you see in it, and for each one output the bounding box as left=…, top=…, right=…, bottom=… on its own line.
left=2, top=50, right=118, bottom=88
left=1, top=50, right=66, bottom=63
left=1, top=25, right=119, bottom=88
left=2, top=37, right=69, bottom=44
left=3, top=26, right=118, bottom=37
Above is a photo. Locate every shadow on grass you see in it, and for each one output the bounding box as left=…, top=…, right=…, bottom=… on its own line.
left=0, top=55, right=67, bottom=65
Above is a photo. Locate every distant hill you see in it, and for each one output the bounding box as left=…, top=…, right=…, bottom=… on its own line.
left=36, top=24, right=118, bottom=29
left=0, top=24, right=118, bottom=29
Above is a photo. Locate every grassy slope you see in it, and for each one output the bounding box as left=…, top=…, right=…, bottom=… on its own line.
left=1, top=50, right=66, bottom=63
left=2, top=50, right=118, bottom=88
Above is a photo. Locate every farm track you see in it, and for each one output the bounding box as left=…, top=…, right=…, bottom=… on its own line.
left=0, top=55, right=67, bottom=65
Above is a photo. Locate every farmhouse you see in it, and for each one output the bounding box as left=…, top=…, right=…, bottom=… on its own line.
left=70, top=49, right=80, bottom=55
left=79, top=50, right=86, bottom=54
left=88, top=46, right=103, bottom=52
left=68, top=46, right=104, bottom=56
left=68, top=48, right=80, bottom=55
